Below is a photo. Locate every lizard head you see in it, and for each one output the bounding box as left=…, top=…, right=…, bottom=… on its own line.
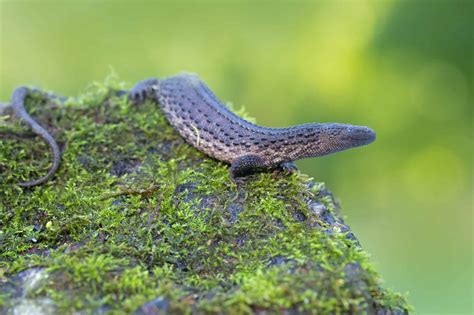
left=308, top=123, right=376, bottom=157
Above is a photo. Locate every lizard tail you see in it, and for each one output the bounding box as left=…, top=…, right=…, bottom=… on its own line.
left=11, top=87, right=61, bottom=187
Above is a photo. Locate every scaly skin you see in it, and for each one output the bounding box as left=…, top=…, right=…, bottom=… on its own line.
left=129, top=73, right=376, bottom=178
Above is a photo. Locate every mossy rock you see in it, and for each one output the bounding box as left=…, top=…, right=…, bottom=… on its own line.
left=0, top=78, right=411, bottom=314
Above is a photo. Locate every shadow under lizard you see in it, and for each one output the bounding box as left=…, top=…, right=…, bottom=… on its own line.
left=2, top=72, right=376, bottom=186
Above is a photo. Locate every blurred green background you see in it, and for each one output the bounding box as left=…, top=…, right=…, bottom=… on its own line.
left=1, top=1, right=472, bottom=313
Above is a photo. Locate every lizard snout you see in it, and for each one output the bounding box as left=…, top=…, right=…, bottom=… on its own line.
left=344, top=126, right=376, bottom=145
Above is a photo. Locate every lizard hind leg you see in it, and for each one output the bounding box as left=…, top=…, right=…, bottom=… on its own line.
left=230, top=154, right=268, bottom=181
left=128, top=78, right=160, bottom=105
left=11, top=87, right=61, bottom=187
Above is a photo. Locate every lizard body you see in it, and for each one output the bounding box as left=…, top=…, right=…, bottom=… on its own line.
left=129, top=73, right=376, bottom=178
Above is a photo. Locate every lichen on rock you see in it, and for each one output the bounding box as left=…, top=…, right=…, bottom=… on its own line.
left=0, top=78, right=411, bottom=314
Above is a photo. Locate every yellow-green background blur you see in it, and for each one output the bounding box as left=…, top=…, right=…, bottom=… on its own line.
left=1, top=1, right=472, bottom=313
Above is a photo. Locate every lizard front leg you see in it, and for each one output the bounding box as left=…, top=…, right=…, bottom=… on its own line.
left=230, top=154, right=268, bottom=180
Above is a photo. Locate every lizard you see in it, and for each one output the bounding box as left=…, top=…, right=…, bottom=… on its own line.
left=2, top=72, right=376, bottom=186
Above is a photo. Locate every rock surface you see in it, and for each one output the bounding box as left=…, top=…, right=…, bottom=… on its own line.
left=0, top=80, right=411, bottom=314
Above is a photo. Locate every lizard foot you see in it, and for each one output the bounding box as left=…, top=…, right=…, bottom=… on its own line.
left=276, top=162, right=298, bottom=175
left=129, top=78, right=160, bottom=105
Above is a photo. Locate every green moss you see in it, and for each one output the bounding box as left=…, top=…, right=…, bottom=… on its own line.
left=0, top=76, right=411, bottom=314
